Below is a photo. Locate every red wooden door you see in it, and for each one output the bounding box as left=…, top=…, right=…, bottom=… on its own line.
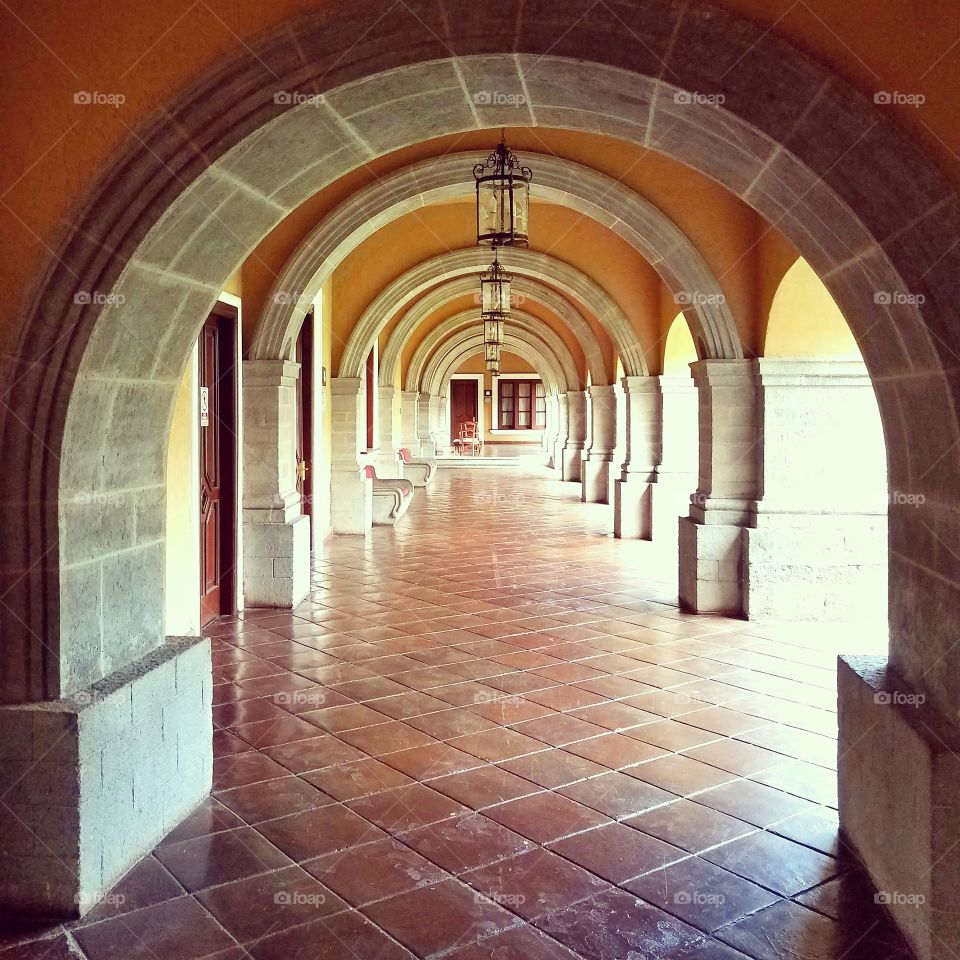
left=450, top=379, right=478, bottom=438
left=295, top=311, right=314, bottom=521
left=199, top=306, right=237, bottom=627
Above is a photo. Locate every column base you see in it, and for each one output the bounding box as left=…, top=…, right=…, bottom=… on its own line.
left=0, top=638, right=212, bottom=916
left=678, top=515, right=745, bottom=615
left=331, top=468, right=372, bottom=535
left=744, top=513, right=887, bottom=620
left=581, top=457, right=611, bottom=502
left=613, top=474, right=652, bottom=539
left=839, top=655, right=960, bottom=960
left=243, top=511, right=311, bottom=607
left=562, top=446, right=583, bottom=482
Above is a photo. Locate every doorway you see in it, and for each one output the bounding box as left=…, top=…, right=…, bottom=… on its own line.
left=450, top=378, right=479, bottom=439
left=198, top=303, right=238, bottom=627
left=296, top=310, right=314, bottom=525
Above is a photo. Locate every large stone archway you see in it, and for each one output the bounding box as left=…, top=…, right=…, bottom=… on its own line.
left=1, top=3, right=958, bottom=948
left=250, top=152, right=742, bottom=363
left=380, top=276, right=605, bottom=389
left=338, top=247, right=647, bottom=380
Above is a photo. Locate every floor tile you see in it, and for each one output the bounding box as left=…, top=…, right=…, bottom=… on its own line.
left=558, top=771, right=677, bottom=819
left=484, top=792, right=612, bottom=843
left=429, top=765, right=543, bottom=809
left=215, top=775, right=333, bottom=824
left=625, top=856, right=780, bottom=932
left=73, top=896, right=236, bottom=960
left=196, top=864, right=347, bottom=942
left=304, top=836, right=449, bottom=906
left=401, top=813, right=535, bottom=873
left=256, top=804, right=384, bottom=861
left=155, top=826, right=291, bottom=892
left=462, top=848, right=609, bottom=920
left=363, top=878, right=521, bottom=959
left=346, top=783, right=470, bottom=833
left=301, top=757, right=414, bottom=801
left=549, top=822, right=687, bottom=883
left=627, top=797, right=756, bottom=853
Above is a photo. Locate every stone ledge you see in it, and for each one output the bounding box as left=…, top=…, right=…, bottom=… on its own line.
left=838, top=655, right=960, bottom=960
left=0, top=637, right=212, bottom=917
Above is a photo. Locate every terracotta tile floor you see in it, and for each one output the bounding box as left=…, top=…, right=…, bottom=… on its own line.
left=2, top=467, right=911, bottom=959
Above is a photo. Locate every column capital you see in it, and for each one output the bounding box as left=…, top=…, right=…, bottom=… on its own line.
left=330, top=376, right=363, bottom=396
left=689, top=358, right=755, bottom=388
left=752, top=358, right=871, bottom=387
left=242, top=358, right=300, bottom=386
left=620, top=375, right=659, bottom=394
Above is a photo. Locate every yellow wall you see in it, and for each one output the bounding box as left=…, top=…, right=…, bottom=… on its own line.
left=662, top=313, right=699, bottom=374
left=764, top=258, right=862, bottom=359
left=164, top=354, right=199, bottom=636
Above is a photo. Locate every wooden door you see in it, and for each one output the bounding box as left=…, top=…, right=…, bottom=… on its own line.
left=295, top=311, right=314, bottom=522
left=450, top=379, right=478, bottom=438
left=199, top=305, right=237, bottom=627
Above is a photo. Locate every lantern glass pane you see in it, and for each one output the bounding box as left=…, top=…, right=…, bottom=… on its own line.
left=484, top=318, right=503, bottom=345
left=512, top=182, right=529, bottom=244
left=485, top=341, right=499, bottom=363
left=478, top=179, right=508, bottom=244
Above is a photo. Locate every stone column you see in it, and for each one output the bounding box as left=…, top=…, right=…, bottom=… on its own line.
left=542, top=394, right=558, bottom=467
left=429, top=394, right=447, bottom=454
left=614, top=376, right=661, bottom=538
left=562, top=390, right=587, bottom=482
left=400, top=390, right=420, bottom=452
left=416, top=393, right=435, bottom=456
left=744, top=359, right=887, bottom=619
left=678, top=360, right=759, bottom=614
left=651, top=374, right=699, bottom=555
left=242, top=359, right=311, bottom=607
left=552, top=393, right=569, bottom=475
left=581, top=384, right=617, bottom=503
left=375, top=385, right=402, bottom=477
left=330, top=377, right=372, bottom=535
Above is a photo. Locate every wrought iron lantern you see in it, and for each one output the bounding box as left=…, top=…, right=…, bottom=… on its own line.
left=474, top=131, right=532, bottom=248
left=480, top=252, right=512, bottom=321
left=485, top=349, right=502, bottom=377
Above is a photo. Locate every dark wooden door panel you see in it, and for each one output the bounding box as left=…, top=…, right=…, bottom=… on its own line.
left=450, top=379, right=478, bottom=437
left=199, top=305, right=237, bottom=628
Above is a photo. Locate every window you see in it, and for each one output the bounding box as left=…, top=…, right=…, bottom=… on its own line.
left=498, top=379, right=546, bottom=429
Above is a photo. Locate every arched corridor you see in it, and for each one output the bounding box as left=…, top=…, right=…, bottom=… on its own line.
left=11, top=466, right=905, bottom=959
left=3, top=0, right=960, bottom=956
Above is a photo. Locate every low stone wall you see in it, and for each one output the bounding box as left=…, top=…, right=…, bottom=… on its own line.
left=0, top=636, right=212, bottom=916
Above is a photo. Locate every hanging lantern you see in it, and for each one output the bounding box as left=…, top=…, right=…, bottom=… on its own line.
left=480, top=253, right=512, bottom=320
left=483, top=316, right=503, bottom=346
left=486, top=355, right=501, bottom=377
left=485, top=340, right=501, bottom=376
left=474, top=131, right=532, bottom=248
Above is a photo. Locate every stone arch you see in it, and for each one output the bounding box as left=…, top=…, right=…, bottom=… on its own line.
left=340, top=247, right=645, bottom=382
left=406, top=309, right=579, bottom=394
left=1, top=4, right=956, bottom=733
left=426, top=333, right=566, bottom=399
left=381, top=276, right=603, bottom=389
left=251, top=152, right=742, bottom=362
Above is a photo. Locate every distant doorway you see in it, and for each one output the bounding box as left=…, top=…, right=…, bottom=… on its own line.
left=198, top=304, right=238, bottom=627
left=450, top=378, right=479, bottom=439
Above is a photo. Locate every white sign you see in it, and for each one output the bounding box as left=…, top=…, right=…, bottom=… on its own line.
left=199, top=386, right=209, bottom=427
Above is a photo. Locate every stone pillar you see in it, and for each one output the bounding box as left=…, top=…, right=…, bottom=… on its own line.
left=400, top=390, right=420, bottom=452
left=242, top=359, right=311, bottom=607
left=375, top=385, right=402, bottom=477
left=581, top=384, right=617, bottom=503
left=678, top=360, right=759, bottom=615
left=744, top=360, right=887, bottom=619
left=650, top=374, right=699, bottom=558
left=330, top=377, right=372, bottom=535
left=542, top=394, right=558, bottom=467
left=552, top=393, right=569, bottom=475
left=429, top=394, right=447, bottom=454
left=614, top=376, right=661, bottom=539
left=416, top=393, right=435, bottom=456
left=562, top=390, right=587, bottom=482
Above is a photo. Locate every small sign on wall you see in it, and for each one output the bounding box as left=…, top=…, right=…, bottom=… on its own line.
left=199, top=386, right=209, bottom=427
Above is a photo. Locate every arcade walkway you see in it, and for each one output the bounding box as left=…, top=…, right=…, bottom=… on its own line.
left=4, top=469, right=908, bottom=960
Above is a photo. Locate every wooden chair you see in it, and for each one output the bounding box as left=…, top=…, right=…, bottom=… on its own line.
left=457, top=420, right=482, bottom=457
